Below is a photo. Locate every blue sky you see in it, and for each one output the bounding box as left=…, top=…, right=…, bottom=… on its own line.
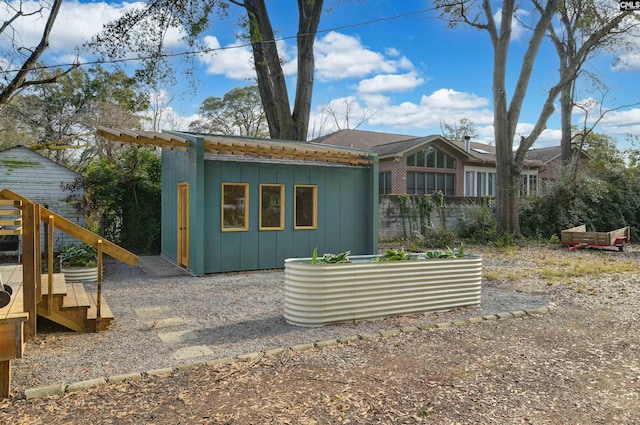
left=2, top=0, right=639, bottom=148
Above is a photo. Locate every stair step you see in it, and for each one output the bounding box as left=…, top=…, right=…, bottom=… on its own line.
left=61, top=283, right=91, bottom=309
left=37, top=279, right=114, bottom=332
left=40, top=273, right=67, bottom=296
left=87, top=292, right=114, bottom=320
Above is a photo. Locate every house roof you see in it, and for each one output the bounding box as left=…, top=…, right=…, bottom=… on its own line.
left=97, top=127, right=376, bottom=166
left=312, top=129, right=416, bottom=150
left=372, top=135, right=473, bottom=159
left=315, top=130, right=481, bottom=162
left=0, top=145, right=83, bottom=177
left=316, top=129, right=547, bottom=169
left=450, top=140, right=497, bottom=164
left=526, top=145, right=591, bottom=163
left=526, top=146, right=561, bottom=163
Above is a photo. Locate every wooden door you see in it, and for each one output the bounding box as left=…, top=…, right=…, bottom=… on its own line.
left=177, top=183, right=189, bottom=268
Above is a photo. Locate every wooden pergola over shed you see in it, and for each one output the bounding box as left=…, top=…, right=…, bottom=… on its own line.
left=97, top=128, right=372, bottom=165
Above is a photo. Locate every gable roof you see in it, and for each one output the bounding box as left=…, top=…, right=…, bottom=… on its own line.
left=312, top=129, right=416, bottom=150
left=97, top=127, right=376, bottom=166
left=526, top=146, right=562, bottom=163
left=0, top=145, right=82, bottom=178
left=316, top=130, right=482, bottom=162
left=450, top=140, right=497, bottom=164
left=372, top=135, right=473, bottom=159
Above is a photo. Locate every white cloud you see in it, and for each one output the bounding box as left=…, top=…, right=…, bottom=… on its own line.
left=531, top=129, right=562, bottom=148
left=612, top=52, right=640, bottom=71
left=357, top=71, right=425, bottom=94
left=597, top=108, right=640, bottom=137
left=314, top=31, right=414, bottom=81
left=198, top=36, right=256, bottom=80
left=363, top=88, right=493, bottom=130
left=0, top=1, right=185, bottom=60
left=419, top=89, right=489, bottom=110
left=493, top=8, right=530, bottom=41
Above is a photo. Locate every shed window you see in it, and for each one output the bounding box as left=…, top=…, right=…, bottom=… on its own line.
left=222, top=183, right=249, bottom=231
left=260, top=184, right=284, bottom=230
left=294, top=185, right=317, bottom=229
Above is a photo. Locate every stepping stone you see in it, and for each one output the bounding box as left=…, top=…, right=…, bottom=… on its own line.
left=158, top=330, right=198, bottom=343
left=135, top=306, right=165, bottom=318
left=147, top=317, right=188, bottom=329
left=173, top=345, right=214, bottom=360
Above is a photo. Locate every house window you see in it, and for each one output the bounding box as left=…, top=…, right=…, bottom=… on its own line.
left=379, top=172, right=392, bottom=195
left=465, top=171, right=496, bottom=196
left=407, top=172, right=455, bottom=196
left=222, top=183, right=249, bottom=231
left=488, top=173, right=495, bottom=196
left=260, top=184, right=284, bottom=230
left=407, top=146, right=456, bottom=169
left=465, top=171, right=474, bottom=196
left=520, top=173, right=538, bottom=197
left=294, top=185, right=317, bottom=229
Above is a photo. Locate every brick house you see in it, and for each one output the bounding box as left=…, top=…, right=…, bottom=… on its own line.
left=526, top=145, right=591, bottom=184
left=314, top=129, right=544, bottom=197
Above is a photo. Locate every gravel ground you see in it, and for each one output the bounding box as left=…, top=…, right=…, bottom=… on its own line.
left=10, top=254, right=550, bottom=395
left=2, top=244, right=639, bottom=423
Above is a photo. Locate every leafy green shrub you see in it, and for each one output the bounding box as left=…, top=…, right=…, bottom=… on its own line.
left=422, top=226, right=457, bottom=249
left=58, top=244, right=98, bottom=268
left=458, top=203, right=499, bottom=244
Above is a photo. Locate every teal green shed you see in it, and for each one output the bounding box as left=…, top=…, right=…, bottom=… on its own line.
left=97, top=128, right=378, bottom=276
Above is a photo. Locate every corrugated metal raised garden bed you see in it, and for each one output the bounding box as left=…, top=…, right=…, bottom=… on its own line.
left=284, top=249, right=482, bottom=327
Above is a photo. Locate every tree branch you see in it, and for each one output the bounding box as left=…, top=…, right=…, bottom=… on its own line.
left=0, top=0, right=63, bottom=108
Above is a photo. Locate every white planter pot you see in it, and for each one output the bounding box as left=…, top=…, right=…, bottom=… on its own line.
left=284, top=254, right=482, bottom=327
left=61, top=266, right=100, bottom=282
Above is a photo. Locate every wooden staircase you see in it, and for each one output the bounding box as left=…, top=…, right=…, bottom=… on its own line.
left=38, top=273, right=113, bottom=332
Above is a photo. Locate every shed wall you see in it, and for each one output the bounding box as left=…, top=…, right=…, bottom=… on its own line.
left=161, top=144, right=377, bottom=274
left=203, top=160, right=375, bottom=273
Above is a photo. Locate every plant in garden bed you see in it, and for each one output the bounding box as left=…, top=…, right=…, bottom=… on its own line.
left=310, top=247, right=351, bottom=264
left=375, top=248, right=412, bottom=262
left=58, top=244, right=98, bottom=268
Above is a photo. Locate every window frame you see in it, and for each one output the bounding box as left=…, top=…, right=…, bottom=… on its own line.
left=221, top=182, right=249, bottom=232
left=294, top=184, right=318, bottom=230
left=259, top=184, right=285, bottom=230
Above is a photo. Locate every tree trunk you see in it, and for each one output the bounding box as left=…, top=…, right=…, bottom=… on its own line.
left=243, top=0, right=323, bottom=141
left=560, top=83, right=573, bottom=166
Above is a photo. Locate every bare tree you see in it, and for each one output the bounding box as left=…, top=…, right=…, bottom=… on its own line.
left=538, top=0, right=639, bottom=164
left=436, top=0, right=636, bottom=235
left=313, top=96, right=375, bottom=136
left=436, top=0, right=560, bottom=235
left=0, top=0, right=78, bottom=110
left=440, top=117, right=479, bottom=141
left=570, top=81, right=640, bottom=179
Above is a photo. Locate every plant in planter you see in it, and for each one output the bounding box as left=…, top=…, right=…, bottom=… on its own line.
left=58, top=244, right=99, bottom=282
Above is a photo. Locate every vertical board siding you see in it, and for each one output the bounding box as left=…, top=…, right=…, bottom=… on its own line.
left=161, top=149, right=190, bottom=261
left=198, top=159, right=374, bottom=274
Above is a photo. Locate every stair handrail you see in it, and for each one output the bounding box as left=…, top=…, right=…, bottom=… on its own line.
left=0, top=189, right=138, bottom=266
left=0, top=188, right=139, bottom=333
